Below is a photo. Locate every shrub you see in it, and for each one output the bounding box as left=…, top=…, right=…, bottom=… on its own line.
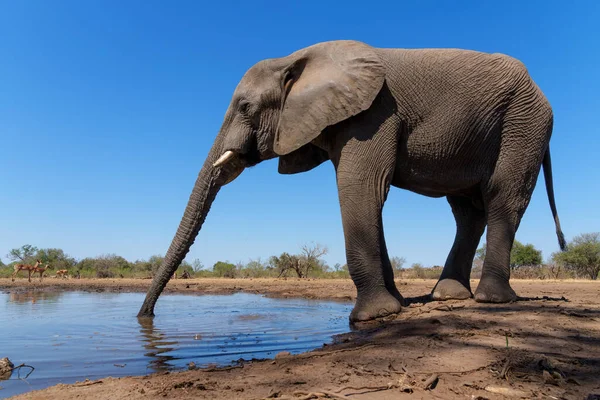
left=213, top=261, right=237, bottom=278
left=553, top=233, right=600, bottom=280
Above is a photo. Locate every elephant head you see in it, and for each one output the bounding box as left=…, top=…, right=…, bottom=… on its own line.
left=138, top=40, right=386, bottom=317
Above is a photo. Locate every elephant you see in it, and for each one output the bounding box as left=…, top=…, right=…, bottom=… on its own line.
left=138, top=40, right=565, bottom=322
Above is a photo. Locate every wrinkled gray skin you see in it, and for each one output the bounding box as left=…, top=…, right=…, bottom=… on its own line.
left=138, top=40, right=566, bottom=322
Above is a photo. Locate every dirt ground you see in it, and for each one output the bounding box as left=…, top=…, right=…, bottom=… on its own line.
left=1, top=277, right=599, bottom=400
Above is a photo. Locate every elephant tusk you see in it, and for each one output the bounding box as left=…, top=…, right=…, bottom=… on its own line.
left=213, top=150, right=235, bottom=167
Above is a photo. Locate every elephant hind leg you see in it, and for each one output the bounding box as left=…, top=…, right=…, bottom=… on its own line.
left=474, top=103, right=550, bottom=303
left=432, top=195, right=486, bottom=301
left=475, top=176, right=534, bottom=303
left=474, top=198, right=522, bottom=303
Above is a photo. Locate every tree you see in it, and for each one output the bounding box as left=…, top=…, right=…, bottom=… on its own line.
left=35, top=248, right=77, bottom=270
left=298, top=243, right=328, bottom=277
left=474, top=241, right=542, bottom=269
left=77, top=254, right=131, bottom=278
left=191, top=259, right=205, bottom=272
left=510, top=241, right=542, bottom=268
left=148, top=255, right=165, bottom=276
left=271, top=243, right=329, bottom=278
left=213, top=261, right=237, bottom=278
left=137, top=255, right=165, bottom=276
left=177, top=261, right=194, bottom=276
left=475, top=244, right=486, bottom=263
left=240, top=258, right=268, bottom=278
left=553, top=232, right=600, bottom=280
left=390, top=256, right=406, bottom=272
left=472, top=244, right=486, bottom=277
left=410, top=262, right=425, bottom=279
left=270, top=252, right=301, bottom=278
left=7, top=244, right=39, bottom=263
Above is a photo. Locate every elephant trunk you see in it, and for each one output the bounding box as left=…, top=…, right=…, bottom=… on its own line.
left=137, top=134, right=242, bottom=318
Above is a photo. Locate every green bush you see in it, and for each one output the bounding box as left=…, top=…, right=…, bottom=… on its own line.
left=511, top=264, right=576, bottom=280
left=0, top=265, right=14, bottom=278
left=213, top=261, right=237, bottom=278
left=553, top=232, right=600, bottom=280
left=4, top=234, right=599, bottom=282
left=395, top=264, right=442, bottom=280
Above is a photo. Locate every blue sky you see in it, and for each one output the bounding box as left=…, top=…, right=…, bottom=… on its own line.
left=1, top=0, right=599, bottom=269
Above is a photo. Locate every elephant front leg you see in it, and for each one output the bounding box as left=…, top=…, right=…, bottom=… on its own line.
left=432, top=195, right=486, bottom=300
left=337, top=170, right=403, bottom=322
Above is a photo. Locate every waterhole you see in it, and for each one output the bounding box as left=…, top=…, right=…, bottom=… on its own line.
left=0, top=290, right=353, bottom=398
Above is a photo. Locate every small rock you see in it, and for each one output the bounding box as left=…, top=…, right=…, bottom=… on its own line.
left=484, top=385, right=528, bottom=398
left=275, top=351, right=291, bottom=359
left=566, top=377, right=581, bottom=386
left=188, top=362, right=197, bottom=370
left=423, top=374, right=439, bottom=390
left=173, top=381, right=193, bottom=389
left=542, top=370, right=564, bottom=386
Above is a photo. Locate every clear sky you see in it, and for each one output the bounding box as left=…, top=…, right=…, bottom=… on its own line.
left=1, top=0, right=599, bottom=269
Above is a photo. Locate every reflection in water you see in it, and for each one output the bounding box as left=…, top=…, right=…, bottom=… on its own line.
left=137, top=317, right=179, bottom=373
left=8, top=291, right=63, bottom=305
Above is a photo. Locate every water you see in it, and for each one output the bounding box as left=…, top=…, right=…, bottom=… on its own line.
left=0, top=290, right=353, bottom=399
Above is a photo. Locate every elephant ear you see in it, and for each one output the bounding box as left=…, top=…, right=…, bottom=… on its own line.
left=273, top=40, right=386, bottom=155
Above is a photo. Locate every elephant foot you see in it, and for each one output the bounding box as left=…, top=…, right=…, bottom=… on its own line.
left=474, top=278, right=517, bottom=303
left=350, top=291, right=403, bottom=322
left=431, top=278, right=472, bottom=301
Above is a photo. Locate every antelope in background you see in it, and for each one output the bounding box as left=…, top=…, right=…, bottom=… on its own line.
left=12, top=259, right=42, bottom=282
left=34, top=264, right=53, bottom=281
left=56, top=269, right=69, bottom=279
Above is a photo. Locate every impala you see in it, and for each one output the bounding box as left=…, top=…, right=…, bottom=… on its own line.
left=56, top=269, right=69, bottom=279
left=12, top=260, right=42, bottom=282
left=34, top=264, right=53, bottom=282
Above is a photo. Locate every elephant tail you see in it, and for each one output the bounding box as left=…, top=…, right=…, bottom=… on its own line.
left=542, top=147, right=567, bottom=251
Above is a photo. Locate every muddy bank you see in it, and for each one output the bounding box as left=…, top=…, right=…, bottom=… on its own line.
left=2, top=277, right=597, bottom=303
left=3, top=279, right=600, bottom=399
left=1, top=277, right=365, bottom=301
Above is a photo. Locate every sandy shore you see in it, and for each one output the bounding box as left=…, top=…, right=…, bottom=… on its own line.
left=1, top=278, right=599, bottom=399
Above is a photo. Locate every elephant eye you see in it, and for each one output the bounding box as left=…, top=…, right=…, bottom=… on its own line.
left=238, top=100, right=250, bottom=113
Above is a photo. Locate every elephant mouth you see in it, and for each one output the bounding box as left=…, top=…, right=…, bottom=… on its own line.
left=212, top=148, right=262, bottom=186
left=240, top=148, right=262, bottom=167
left=214, top=147, right=263, bottom=169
